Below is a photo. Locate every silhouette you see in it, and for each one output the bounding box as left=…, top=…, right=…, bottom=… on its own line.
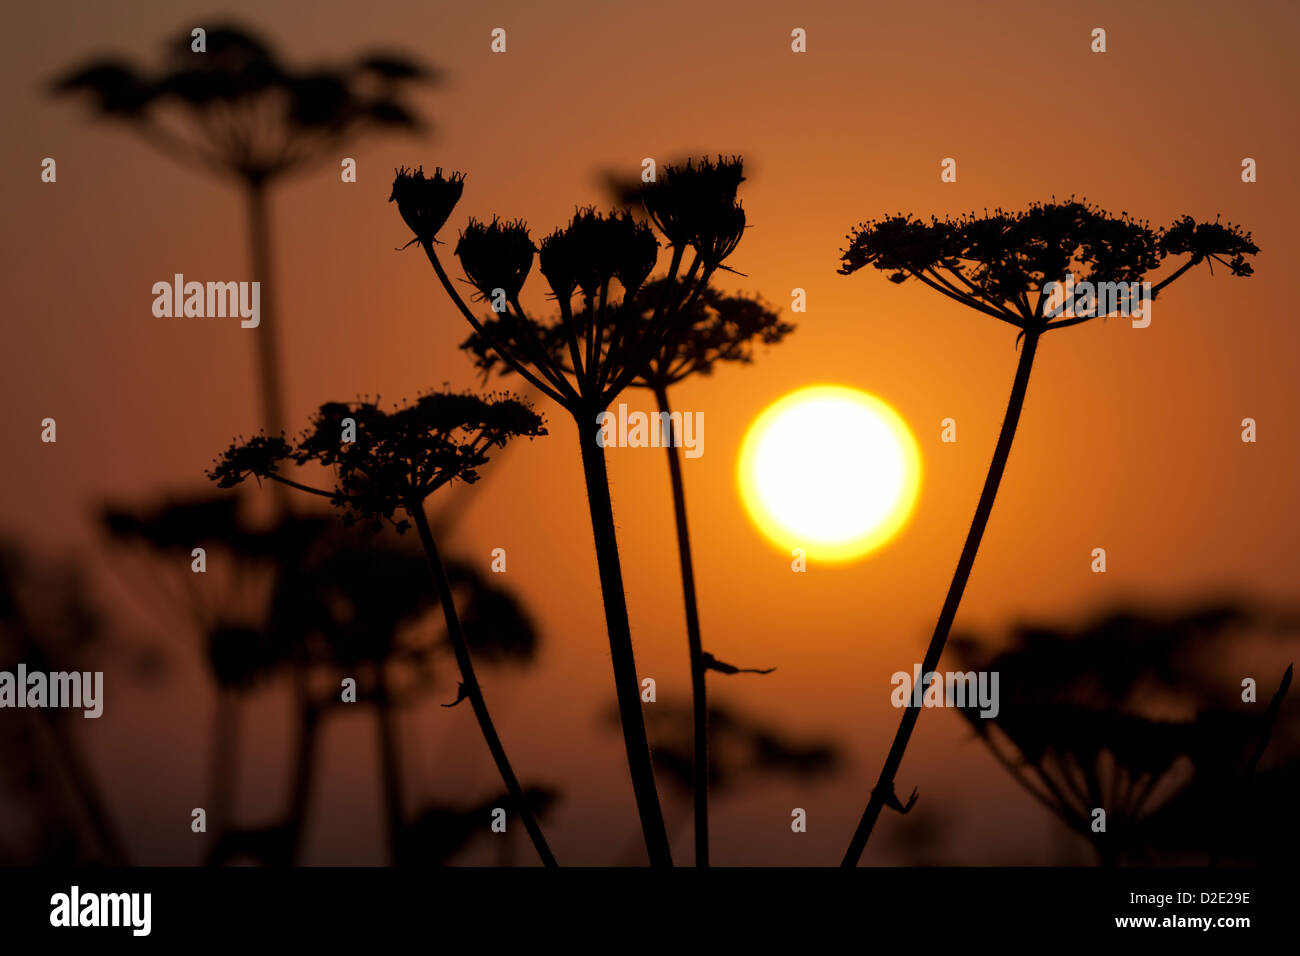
left=210, top=391, right=557, bottom=865
left=0, top=541, right=129, bottom=864
left=390, top=157, right=750, bottom=865
left=54, top=24, right=443, bottom=865
left=602, top=698, right=841, bottom=863
left=51, top=24, right=432, bottom=444
left=950, top=602, right=1296, bottom=864
left=837, top=201, right=1259, bottom=865
left=103, top=491, right=546, bottom=865
left=101, top=495, right=326, bottom=854
left=465, top=274, right=793, bottom=865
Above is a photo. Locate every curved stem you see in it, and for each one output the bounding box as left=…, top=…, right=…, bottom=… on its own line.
left=410, top=504, right=558, bottom=867
left=419, top=241, right=569, bottom=405
left=842, top=330, right=1041, bottom=866
left=654, top=385, right=709, bottom=866
left=575, top=414, right=673, bottom=865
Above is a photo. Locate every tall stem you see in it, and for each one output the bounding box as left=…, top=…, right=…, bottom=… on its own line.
left=654, top=385, right=709, bottom=866
left=575, top=414, right=673, bottom=866
left=410, top=505, right=558, bottom=867
left=842, top=330, right=1041, bottom=866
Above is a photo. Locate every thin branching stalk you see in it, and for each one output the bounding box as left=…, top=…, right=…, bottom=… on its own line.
left=843, top=330, right=1041, bottom=865
left=653, top=384, right=709, bottom=866
left=410, top=504, right=558, bottom=867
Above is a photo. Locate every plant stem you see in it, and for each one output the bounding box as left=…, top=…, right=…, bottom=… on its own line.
left=410, top=505, right=558, bottom=867
left=576, top=414, right=674, bottom=866
left=842, top=330, right=1041, bottom=866
left=654, top=385, right=709, bottom=867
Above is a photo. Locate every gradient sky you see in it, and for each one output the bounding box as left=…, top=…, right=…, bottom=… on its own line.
left=2, top=0, right=1298, bottom=864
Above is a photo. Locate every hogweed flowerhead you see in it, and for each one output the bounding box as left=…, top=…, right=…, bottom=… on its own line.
left=538, top=207, right=659, bottom=302
left=208, top=434, right=294, bottom=488
left=390, top=165, right=465, bottom=245
left=53, top=24, right=431, bottom=185
left=839, top=199, right=1258, bottom=332
left=209, top=391, right=545, bottom=533
left=1160, top=215, right=1258, bottom=277
left=455, top=217, right=536, bottom=301
left=642, top=155, right=746, bottom=260
left=398, top=154, right=748, bottom=412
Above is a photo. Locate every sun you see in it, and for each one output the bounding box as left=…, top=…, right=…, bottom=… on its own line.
left=738, top=384, right=921, bottom=562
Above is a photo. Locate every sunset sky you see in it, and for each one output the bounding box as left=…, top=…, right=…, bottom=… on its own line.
left=3, top=0, right=1297, bottom=864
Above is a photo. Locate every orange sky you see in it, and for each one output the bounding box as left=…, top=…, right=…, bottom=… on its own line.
left=2, top=0, right=1298, bottom=864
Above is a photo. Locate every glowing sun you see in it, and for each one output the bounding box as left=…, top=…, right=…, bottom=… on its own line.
left=738, top=384, right=922, bottom=562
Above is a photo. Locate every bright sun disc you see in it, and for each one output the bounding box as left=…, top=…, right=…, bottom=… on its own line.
left=738, top=384, right=921, bottom=562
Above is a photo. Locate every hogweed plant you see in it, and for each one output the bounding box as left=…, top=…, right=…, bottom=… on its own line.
left=52, top=24, right=431, bottom=444
left=209, top=390, right=557, bottom=866
left=837, top=200, right=1259, bottom=866
left=464, top=275, right=793, bottom=865
left=390, top=157, right=748, bottom=866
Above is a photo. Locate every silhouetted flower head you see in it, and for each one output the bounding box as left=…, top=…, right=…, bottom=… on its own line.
left=390, top=165, right=465, bottom=244
left=539, top=208, right=658, bottom=300
left=209, top=392, right=545, bottom=533
left=692, top=200, right=746, bottom=269
left=208, top=434, right=293, bottom=488
left=459, top=276, right=793, bottom=395
left=1160, top=216, right=1258, bottom=276
left=641, top=155, right=746, bottom=266
left=839, top=199, right=1258, bottom=330
left=455, top=217, right=536, bottom=301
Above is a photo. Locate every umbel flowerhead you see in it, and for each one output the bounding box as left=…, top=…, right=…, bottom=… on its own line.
left=538, top=207, right=659, bottom=301
left=52, top=24, right=431, bottom=184
left=455, top=217, right=537, bottom=301
left=392, top=154, right=749, bottom=412
left=390, top=165, right=465, bottom=245
left=839, top=199, right=1258, bottom=332
left=641, top=155, right=747, bottom=268
left=462, top=276, right=793, bottom=392
left=209, top=390, right=545, bottom=532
